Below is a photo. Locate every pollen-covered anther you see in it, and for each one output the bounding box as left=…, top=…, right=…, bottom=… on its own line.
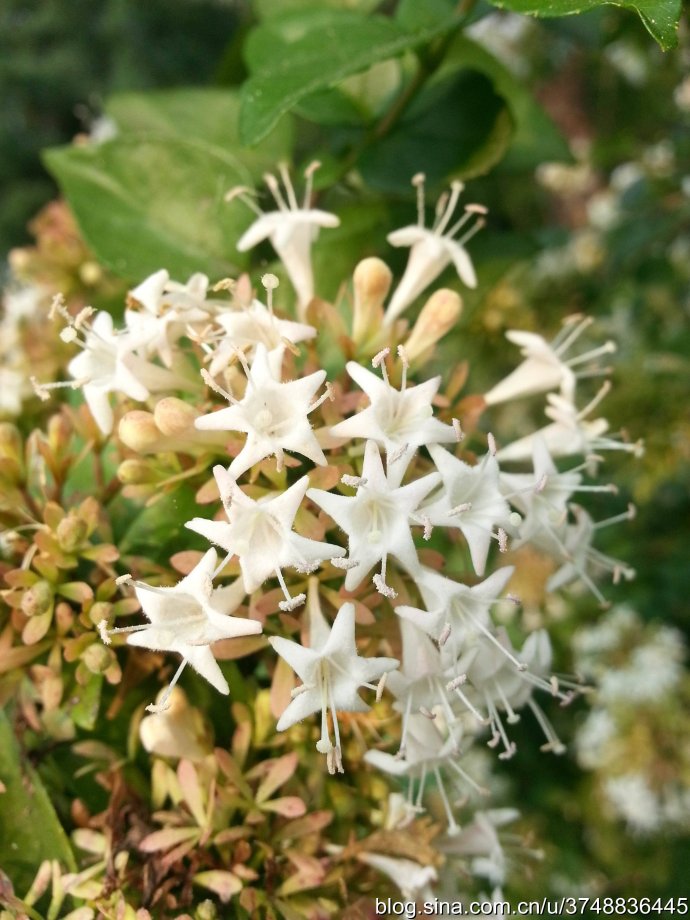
left=278, top=592, right=306, bottom=612
left=487, top=432, right=497, bottom=456
left=419, top=706, right=436, bottom=720
left=497, top=528, right=508, bottom=553
left=452, top=418, right=464, bottom=442
left=97, top=619, right=112, bottom=645
left=372, top=347, right=391, bottom=369
left=330, top=556, right=358, bottom=570
left=439, top=622, right=452, bottom=647
left=446, top=674, right=466, bottom=691
left=341, top=474, right=367, bottom=488
left=373, top=573, right=397, bottom=599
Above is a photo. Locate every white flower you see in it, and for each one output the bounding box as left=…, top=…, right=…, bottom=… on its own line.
left=186, top=466, right=344, bottom=610
left=484, top=318, right=616, bottom=406
left=364, top=714, right=462, bottom=833
left=125, top=270, right=214, bottom=368
left=440, top=809, right=519, bottom=886
left=194, top=342, right=329, bottom=478
left=65, top=310, right=178, bottom=434
left=329, top=347, right=456, bottom=463
left=307, top=439, right=440, bottom=596
left=206, top=297, right=315, bottom=377
left=422, top=442, right=514, bottom=576
left=98, top=548, right=261, bottom=711
left=396, top=565, right=515, bottom=663
left=496, top=386, right=643, bottom=464
left=384, top=175, right=484, bottom=325
left=229, top=162, right=339, bottom=319
left=356, top=852, right=438, bottom=900
left=546, top=504, right=636, bottom=605
left=269, top=591, right=397, bottom=773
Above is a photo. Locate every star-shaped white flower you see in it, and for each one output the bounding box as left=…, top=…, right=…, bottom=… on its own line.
left=207, top=298, right=316, bottom=376
left=307, top=440, right=441, bottom=596
left=98, top=548, right=260, bottom=711
left=186, top=467, right=344, bottom=610
left=422, top=443, right=514, bottom=576
left=66, top=311, right=177, bottom=434
left=269, top=592, right=398, bottom=773
left=230, top=163, right=339, bottom=319
left=126, top=270, right=215, bottom=367
left=329, top=348, right=456, bottom=463
left=384, top=175, right=484, bottom=326
left=194, top=343, right=329, bottom=478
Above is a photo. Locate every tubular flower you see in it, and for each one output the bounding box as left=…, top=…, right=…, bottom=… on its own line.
left=384, top=174, right=484, bottom=325
left=98, top=548, right=261, bottom=711
left=270, top=590, right=398, bottom=774
left=229, top=162, right=340, bottom=319
left=186, top=466, right=345, bottom=610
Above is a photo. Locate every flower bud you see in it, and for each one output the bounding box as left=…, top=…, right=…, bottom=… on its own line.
left=139, top=686, right=213, bottom=761
left=119, top=411, right=162, bottom=453
left=405, top=289, right=462, bottom=363
left=154, top=397, right=199, bottom=437
left=56, top=514, right=89, bottom=552
left=0, top=423, right=23, bottom=483
left=82, top=642, right=113, bottom=674
left=21, top=580, right=53, bottom=617
left=118, top=458, right=155, bottom=485
left=352, top=258, right=392, bottom=345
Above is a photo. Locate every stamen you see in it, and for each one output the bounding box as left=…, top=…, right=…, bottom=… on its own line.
left=434, top=180, right=464, bottom=236
left=447, top=759, right=490, bottom=797
left=376, top=672, right=387, bottom=702
left=330, top=556, right=358, bottom=570
left=278, top=162, right=299, bottom=211
left=200, top=368, right=239, bottom=405
left=275, top=568, right=306, bottom=611
left=439, top=622, right=452, bottom=647
left=419, top=706, right=436, bottom=720
left=261, top=273, right=279, bottom=314
left=412, top=173, right=426, bottom=227
left=389, top=443, right=409, bottom=464
left=263, top=172, right=288, bottom=211
left=452, top=418, right=464, bottom=442
left=433, top=766, right=460, bottom=835
left=341, top=474, right=367, bottom=488
left=487, top=432, right=497, bottom=456
left=146, top=658, right=189, bottom=714
left=303, top=160, right=321, bottom=208
left=224, top=186, right=263, bottom=217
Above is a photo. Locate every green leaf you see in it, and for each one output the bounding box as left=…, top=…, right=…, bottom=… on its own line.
left=44, top=88, right=293, bottom=282
left=444, top=35, right=571, bottom=169
left=486, top=0, right=681, bottom=50
left=239, top=10, right=460, bottom=145
left=0, top=708, right=75, bottom=893
left=105, top=88, right=292, bottom=178
left=359, top=69, right=513, bottom=192
left=68, top=673, right=103, bottom=731
left=117, top=486, right=203, bottom=557
left=44, top=137, right=252, bottom=281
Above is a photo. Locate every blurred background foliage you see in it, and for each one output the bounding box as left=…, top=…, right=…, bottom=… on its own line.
left=1, top=0, right=689, bottom=915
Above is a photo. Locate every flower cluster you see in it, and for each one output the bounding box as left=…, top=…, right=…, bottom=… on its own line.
left=7, top=167, right=642, bottom=911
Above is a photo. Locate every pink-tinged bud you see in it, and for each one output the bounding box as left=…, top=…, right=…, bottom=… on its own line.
left=154, top=397, right=199, bottom=437
left=118, top=411, right=161, bottom=453
left=405, top=288, right=462, bottom=363
left=352, top=257, right=392, bottom=344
